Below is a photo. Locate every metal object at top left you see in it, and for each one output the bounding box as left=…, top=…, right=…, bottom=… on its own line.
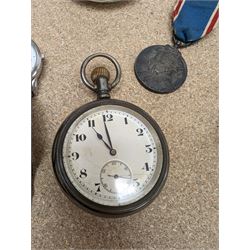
left=31, top=40, right=44, bottom=97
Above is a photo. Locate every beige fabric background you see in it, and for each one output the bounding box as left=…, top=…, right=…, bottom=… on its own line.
left=32, top=0, right=219, bottom=249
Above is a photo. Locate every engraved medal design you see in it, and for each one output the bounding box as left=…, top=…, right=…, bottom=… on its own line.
left=134, top=45, right=187, bottom=94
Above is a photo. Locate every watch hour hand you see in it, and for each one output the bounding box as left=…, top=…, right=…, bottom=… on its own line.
left=92, top=127, right=117, bottom=156
left=92, top=127, right=111, bottom=150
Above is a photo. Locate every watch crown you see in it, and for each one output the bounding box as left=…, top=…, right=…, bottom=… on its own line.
left=91, top=67, right=110, bottom=83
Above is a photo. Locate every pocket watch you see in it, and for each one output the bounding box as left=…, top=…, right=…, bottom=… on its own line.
left=31, top=40, right=44, bottom=96
left=52, top=53, right=170, bottom=216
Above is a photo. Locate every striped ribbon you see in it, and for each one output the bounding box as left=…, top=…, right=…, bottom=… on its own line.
left=172, top=0, right=219, bottom=44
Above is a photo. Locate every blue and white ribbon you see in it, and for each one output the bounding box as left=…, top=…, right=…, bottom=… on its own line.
left=173, top=0, right=219, bottom=44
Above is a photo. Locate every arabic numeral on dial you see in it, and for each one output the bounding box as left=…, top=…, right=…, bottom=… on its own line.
left=71, top=152, right=79, bottom=160
left=88, top=120, right=95, bottom=127
left=79, top=169, right=87, bottom=178
left=145, top=145, right=153, bottom=153
left=143, top=162, right=150, bottom=171
left=75, top=134, right=86, bottom=142
left=124, top=117, right=128, bottom=125
left=103, top=114, right=113, bottom=122
left=95, top=183, right=101, bottom=192
left=136, top=128, right=144, bottom=136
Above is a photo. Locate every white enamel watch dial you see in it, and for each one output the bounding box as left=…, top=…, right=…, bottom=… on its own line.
left=62, top=104, right=164, bottom=207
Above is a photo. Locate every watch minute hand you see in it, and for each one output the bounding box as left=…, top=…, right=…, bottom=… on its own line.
left=104, top=121, right=113, bottom=149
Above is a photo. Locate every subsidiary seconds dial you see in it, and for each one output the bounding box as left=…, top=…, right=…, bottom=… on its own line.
left=100, top=160, right=132, bottom=194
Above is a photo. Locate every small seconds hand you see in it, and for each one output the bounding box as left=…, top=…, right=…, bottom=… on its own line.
left=107, top=174, right=138, bottom=181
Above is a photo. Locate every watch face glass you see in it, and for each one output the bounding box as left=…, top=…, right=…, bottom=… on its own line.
left=62, top=105, right=164, bottom=207
left=31, top=44, right=37, bottom=72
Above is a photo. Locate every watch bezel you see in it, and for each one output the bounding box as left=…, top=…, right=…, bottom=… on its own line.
left=31, top=40, right=43, bottom=81
left=52, top=99, right=170, bottom=217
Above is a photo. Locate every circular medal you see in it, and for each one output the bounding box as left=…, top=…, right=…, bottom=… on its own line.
left=134, top=45, right=187, bottom=94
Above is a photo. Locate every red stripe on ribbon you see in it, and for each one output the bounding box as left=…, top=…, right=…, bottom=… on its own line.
left=205, top=8, right=219, bottom=35
left=173, top=0, right=184, bottom=18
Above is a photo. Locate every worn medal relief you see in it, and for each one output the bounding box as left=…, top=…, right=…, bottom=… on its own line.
left=52, top=53, right=169, bottom=216
left=135, top=45, right=187, bottom=94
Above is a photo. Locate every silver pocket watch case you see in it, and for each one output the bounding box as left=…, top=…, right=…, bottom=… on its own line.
left=31, top=40, right=44, bottom=97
